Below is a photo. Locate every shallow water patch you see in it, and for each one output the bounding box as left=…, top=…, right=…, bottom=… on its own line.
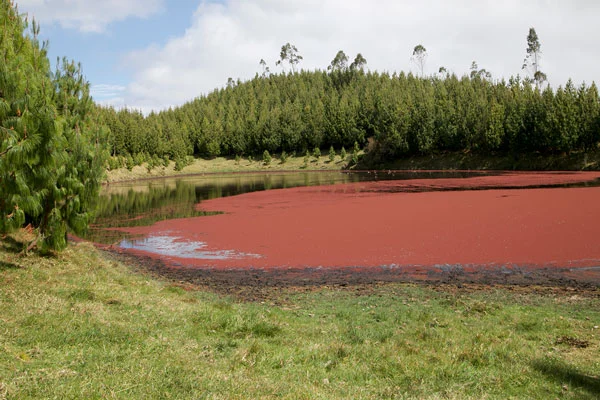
left=119, top=234, right=262, bottom=261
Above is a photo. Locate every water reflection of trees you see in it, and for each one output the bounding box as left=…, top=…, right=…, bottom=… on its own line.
left=86, top=172, right=359, bottom=243
left=84, top=171, right=490, bottom=244
left=94, top=180, right=205, bottom=229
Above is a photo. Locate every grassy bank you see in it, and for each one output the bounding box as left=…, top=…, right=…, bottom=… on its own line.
left=0, top=236, right=598, bottom=399
left=105, top=153, right=348, bottom=183
left=105, top=150, right=600, bottom=183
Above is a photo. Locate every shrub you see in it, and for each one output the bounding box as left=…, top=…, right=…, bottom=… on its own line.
left=107, top=157, right=121, bottom=170
left=329, top=146, right=336, bottom=162
left=313, top=147, right=321, bottom=159
left=263, top=150, right=272, bottom=165
left=133, top=152, right=145, bottom=166
left=174, top=157, right=186, bottom=171
left=280, top=151, right=288, bottom=164
left=351, top=151, right=358, bottom=166
left=146, top=157, right=155, bottom=172
left=125, top=154, right=135, bottom=171
left=341, top=147, right=347, bottom=160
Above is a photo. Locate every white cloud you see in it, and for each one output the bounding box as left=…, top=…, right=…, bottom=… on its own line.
left=16, top=0, right=164, bottom=32
left=117, top=0, right=600, bottom=112
left=90, top=84, right=126, bottom=108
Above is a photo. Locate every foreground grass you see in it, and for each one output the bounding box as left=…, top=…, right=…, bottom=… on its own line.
left=105, top=153, right=349, bottom=183
left=0, top=240, right=599, bottom=399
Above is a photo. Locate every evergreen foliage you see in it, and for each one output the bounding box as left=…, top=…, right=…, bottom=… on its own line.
left=313, top=147, right=321, bottom=159
left=98, top=69, right=600, bottom=166
left=262, top=149, right=271, bottom=165
left=0, top=1, right=107, bottom=251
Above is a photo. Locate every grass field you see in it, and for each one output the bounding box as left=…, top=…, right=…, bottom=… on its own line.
left=105, top=153, right=349, bottom=183
left=0, top=234, right=598, bottom=399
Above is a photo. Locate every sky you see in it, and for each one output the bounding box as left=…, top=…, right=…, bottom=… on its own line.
left=15, top=0, right=600, bottom=114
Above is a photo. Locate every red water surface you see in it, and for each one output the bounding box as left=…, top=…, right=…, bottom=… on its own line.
left=118, top=171, right=600, bottom=274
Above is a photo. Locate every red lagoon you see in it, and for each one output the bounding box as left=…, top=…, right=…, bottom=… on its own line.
left=114, top=171, right=600, bottom=286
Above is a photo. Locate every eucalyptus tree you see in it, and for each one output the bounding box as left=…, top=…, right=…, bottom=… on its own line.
left=328, top=50, right=349, bottom=72
left=350, top=53, right=367, bottom=72
left=522, top=27, right=547, bottom=90
left=469, top=61, right=492, bottom=80
left=276, top=43, right=303, bottom=73
left=411, top=44, right=427, bottom=76
left=259, top=58, right=270, bottom=78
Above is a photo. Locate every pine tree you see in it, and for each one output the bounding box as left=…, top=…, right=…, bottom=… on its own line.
left=0, top=2, right=107, bottom=251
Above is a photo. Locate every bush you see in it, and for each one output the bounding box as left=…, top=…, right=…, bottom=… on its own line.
left=313, top=147, right=321, bottom=159
left=351, top=151, right=358, bottom=166
left=125, top=154, right=135, bottom=171
left=304, top=150, right=310, bottom=165
left=280, top=151, right=288, bottom=164
left=174, top=157, right=186, bottom=171
left=263, top=150, right=272, bottom=165
left=329, top=146, right=336, bottom=162
left=107, top=157, right=121, bottom=170
left=341, top=147, right=347, bottom=160
left=136, top=152, right=148, bottom=166
left=146, top=157, right=155, bottom=172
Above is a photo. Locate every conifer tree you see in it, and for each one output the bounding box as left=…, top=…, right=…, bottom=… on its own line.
left=0, top=1, right=107, bottom=251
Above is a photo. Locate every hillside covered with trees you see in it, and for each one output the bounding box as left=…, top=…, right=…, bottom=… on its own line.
left=100, top=36, right=600, bottom=170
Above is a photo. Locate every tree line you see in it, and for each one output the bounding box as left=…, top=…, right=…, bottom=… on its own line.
left=100, top=27, right=600, bottom=168
left=99, top=68, right=600, bottom=168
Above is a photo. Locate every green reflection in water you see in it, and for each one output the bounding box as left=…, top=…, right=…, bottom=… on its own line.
left=84, top=170, right=492, bottom=244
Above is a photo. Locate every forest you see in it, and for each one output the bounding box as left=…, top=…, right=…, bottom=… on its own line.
left=99, top=45, right=600, bottom=170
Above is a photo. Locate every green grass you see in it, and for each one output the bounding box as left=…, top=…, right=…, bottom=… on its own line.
left=0, top=239, right=599, bottom=399
left=106, top=153, right=351, bottom=183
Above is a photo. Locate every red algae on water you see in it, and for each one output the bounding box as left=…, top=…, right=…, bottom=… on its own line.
left=117, top=172, right=600, bottom=280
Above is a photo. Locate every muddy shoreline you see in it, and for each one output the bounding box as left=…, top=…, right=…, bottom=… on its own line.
left=102, top=248, right=600, bottom=301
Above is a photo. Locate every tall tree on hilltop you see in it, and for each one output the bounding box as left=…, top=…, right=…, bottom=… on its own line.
left=276, top=43, right=303, bottom=74
left=522, top=27, right=547, bottom=90
left=328, top=50, right=349, bottom=72
left=411, top=44, right=427, bottom=76
left=259, top=59, right=270, bottom=78
left=350, top=53, right=367, bottom=72
left=470, top=61, right=492, bottom=80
